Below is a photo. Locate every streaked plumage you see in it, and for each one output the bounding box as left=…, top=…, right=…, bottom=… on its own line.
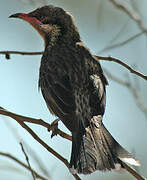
left=10, top=5, right=140, bottom=174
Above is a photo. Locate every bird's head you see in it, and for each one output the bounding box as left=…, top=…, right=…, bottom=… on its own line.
left=9, top=5, right=80, bottom=46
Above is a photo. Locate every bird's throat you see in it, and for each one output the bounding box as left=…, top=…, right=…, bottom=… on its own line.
left=42, top=24, right=61, bottom=48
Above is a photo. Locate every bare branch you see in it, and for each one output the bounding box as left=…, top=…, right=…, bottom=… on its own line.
left=99, top=31, right=144, bottom=53
left=5, top=119, right=51, bottom=177
left=16, top=119, right=80, bottom=179
left=0, top=50, right=43, bottom=58
left=0, top=106, right=146, bottom=179
left=0, top=107, right=79, bottom=180
left=0, top=152, right=48, bottom=180
left=0, top=106, right=71, bottom=141
left=94, top=55, right=147, bottom=81
left=122, top=162, right=146, bottom=180
left=104, top=68, right=130, bottom=86
left=23, top=141, right=51, bottom=177
left=108, top=0, right=146, bottom=32
left=1, top=50, right=147, bottom=82
left=109, top=20, right=129, bottom=44
left=20, top=142, right=36, bottom=180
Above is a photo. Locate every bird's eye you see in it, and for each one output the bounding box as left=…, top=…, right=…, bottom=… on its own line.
left=39, top=15, right=44, bottom=20
left=41, top=17, right=49, bottom=24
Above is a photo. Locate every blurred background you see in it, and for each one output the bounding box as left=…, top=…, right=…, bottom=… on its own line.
left=0, top=0, right=147, bottom=179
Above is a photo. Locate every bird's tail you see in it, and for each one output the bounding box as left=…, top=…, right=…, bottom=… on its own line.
left=69, top=116, right=140, bottom=174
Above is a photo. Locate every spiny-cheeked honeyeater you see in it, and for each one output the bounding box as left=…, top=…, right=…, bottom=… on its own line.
left=10, top=5, right=140, bottom=175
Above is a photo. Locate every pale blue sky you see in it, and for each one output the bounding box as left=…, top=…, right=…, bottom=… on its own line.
left=0, top=0, right=147, bottom=180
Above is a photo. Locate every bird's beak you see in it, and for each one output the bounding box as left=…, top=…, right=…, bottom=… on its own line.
left=9, top=13, right=41, bottom=25
left=9, top=13, right=29, bottom=20
left=9, top=12, right=42, bottom=25
left=9, top=12, right=45, bottom=40
left=9, top=13, right=23, bottom=18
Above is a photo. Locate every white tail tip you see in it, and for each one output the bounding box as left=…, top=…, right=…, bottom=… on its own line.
left=120, top=157, right=141, bottom=166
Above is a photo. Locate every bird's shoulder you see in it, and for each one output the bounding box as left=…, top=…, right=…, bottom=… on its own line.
left=76, top=41, right=108, bottom=86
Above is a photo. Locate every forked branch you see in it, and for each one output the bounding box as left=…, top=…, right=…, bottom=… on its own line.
left=0, top=106, right=146, bottom=180
left=0, top=106, right=79, bottom=180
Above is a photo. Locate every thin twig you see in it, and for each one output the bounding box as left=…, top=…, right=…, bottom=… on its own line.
left=0, top=50, right=43, bottom=58
left=23, top=141, right=51, bottom=177
left=104, top=68, right=130, bottom=86
left=109, top=20, right=129, bottom=44
left=104, top=69, right=147, bottom=117
left=99, top=31, right=144, bottom=53
left=0, top=107, right=80, bottom=180
left=0, top=106, right=146, bottom=179
left=16, top=119, right=80, bottom=180
left=109, top=0, right=146, bottom=32
left=0, top=152, right=48, bottom=180
left=94, top=55, right=147, bottom=81
left=20, top=142, right=36, bottom=180
left=3, top=120, right=51, bottom=177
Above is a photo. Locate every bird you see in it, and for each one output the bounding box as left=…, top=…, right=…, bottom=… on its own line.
left=9, top=5, right=140, bottom=175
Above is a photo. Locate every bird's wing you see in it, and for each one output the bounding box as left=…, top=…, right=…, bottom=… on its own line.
left=39, top=65, right=76, bottom=131
left=76, top=42, right=108, bottom=118
left=89, top=73, right=106, bottom=117
left=40, top=72, right=76, bottom=110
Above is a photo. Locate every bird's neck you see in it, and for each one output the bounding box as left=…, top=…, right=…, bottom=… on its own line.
left=43, top=24, right=61, bottom=48
left=44, top=24, right=81, bottom=49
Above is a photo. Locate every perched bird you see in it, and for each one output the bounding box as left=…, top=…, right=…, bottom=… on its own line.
left=10, top=5, right=140, bottom=174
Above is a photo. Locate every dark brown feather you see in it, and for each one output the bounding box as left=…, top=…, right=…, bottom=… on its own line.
left=14, top=5, right=140, bottom=174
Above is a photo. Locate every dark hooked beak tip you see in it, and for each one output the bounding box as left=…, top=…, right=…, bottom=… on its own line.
left=9, top=13, right=22, bottom=18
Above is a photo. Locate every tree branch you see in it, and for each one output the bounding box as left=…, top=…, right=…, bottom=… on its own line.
left=94, top=55, right=147, bottom=81
left=0, top=152, right=48, bottom=180
left=0, top=107, right=80, bottom=180
left=1, top=2, right=146, bottom=180
left=0, top=106, right=146, bottom=179
left=2, top=120, right=51, bottom=177
left=0, top=50, right=43, bottom=59
left=1, top=50, right=147, bottom=82
left=20, top=142, right=36, bottom=180
left=122, top=162, right=146, bottom=180
left=0, top=106, right=71, bottom=141
left=99, top=31, right=144, bottom=53
left=22, top=141, right=51, bottom=177
left=104, top=69, right=147, bottom=117
left=108, top=0, right=146, bottom=32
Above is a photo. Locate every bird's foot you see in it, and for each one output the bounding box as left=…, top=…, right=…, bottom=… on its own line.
left=50, top=118, right=60, bottom=138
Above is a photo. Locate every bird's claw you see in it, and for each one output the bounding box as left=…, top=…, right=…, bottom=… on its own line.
left=50, top=118, right=60, bottom=138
